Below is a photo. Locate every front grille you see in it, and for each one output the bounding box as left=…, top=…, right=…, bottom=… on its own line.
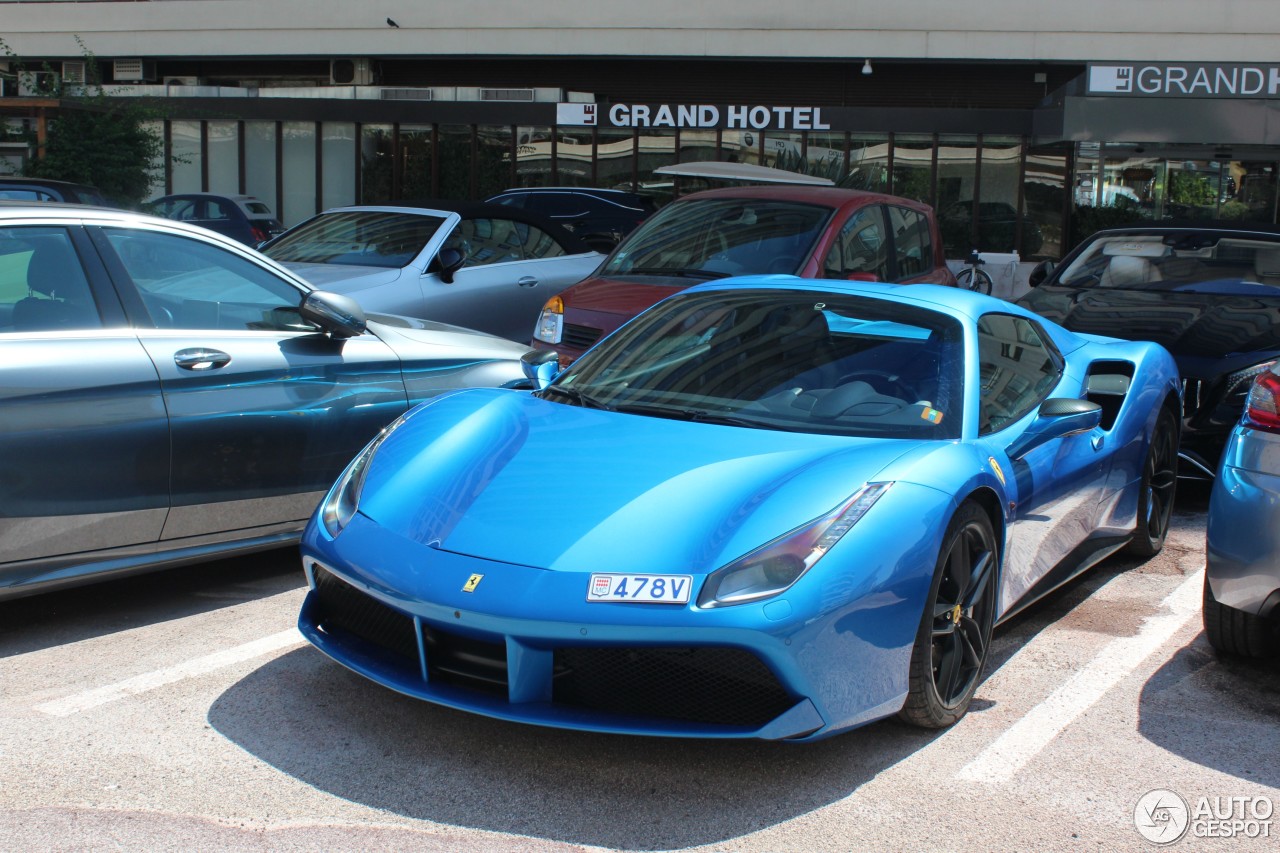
left=553, top=646, right=793, bottom=727
left=422, top=625, right=508, bottom=696
left=563, top=323, right=603, bottom=350
left=312, top=567, right=419, bottom=662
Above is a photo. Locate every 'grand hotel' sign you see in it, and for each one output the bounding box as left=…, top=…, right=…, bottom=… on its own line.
left=1088, top=63, right=1280, bottom=98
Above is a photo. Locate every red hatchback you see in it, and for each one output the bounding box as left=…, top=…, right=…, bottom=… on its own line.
left=530, top=185, right=956, bottom=363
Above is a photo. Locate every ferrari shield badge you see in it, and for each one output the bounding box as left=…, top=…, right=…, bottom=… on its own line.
left=462, top=573, right=483, bottom=593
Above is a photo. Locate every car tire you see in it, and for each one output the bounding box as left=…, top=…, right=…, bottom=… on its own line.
left=899, top=501, right=998, bottom=729
left=1126, top=406, right=1179, bottom=558
left=1203, top=577, right=1279, bottom=658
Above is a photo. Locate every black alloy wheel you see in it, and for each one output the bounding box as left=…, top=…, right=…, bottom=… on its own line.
left=900, top=501, right=998, bottom=728
left=1127, top=407, right=1179, bottom=558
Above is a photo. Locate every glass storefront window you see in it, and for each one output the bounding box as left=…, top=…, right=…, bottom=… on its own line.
left=725, top=130, right=761, bottom=167
left=975, top=136, right=1027, bottom=255
left=936, top=134, right=979, bottom=257
left=847, top=134, right=889, bottom=192
left=281, top=121, right=316, bottom=226
left=170, top=120, right=201, bottom=194
left=678, top=129, right=719, bottom=164
left=514, top=125, right=552, bottom=187
left=554, top=127, right=593, bottom=187
left=322, top=122, right=356, bottom=210
left=360, top=124, right=393, bottom=203
left=763, top=131, right=803, bottom=175
left=891, top=134, right=934, bottom=205
left=1023, top=145, right=1069, bottom=260
left=637, top=129, right=677, bottom=205
left=207, top=121, right=238, bottom=197
left=596, top=127, right=636, bottom=192
left=476, top=125, right=514, bottom=199
left=399, top=125, right=433, bottom=200
left=436, top=125, right=473, bottom=200
left=243, top=121, right=277, bottom=217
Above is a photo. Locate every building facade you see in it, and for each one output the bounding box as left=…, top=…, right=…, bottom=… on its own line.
left=5, top=1, right=1280, bottom=260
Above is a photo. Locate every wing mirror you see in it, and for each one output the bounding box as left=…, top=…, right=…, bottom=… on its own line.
left=1005, top=397, right=1102, bottom=460
left=436, top=247, right=466, bottom=283
left=299, top=290, right=367, bottom=339
left=520, top=348, right=561, bottom=390
left=1027, top=259, right=1056, bottom=288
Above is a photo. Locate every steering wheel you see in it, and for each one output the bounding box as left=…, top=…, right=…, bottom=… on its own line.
left=836, top=370, right=923, bottom=402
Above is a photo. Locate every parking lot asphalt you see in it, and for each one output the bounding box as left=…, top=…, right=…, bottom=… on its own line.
left=1, top=484, right=1278, bottom=852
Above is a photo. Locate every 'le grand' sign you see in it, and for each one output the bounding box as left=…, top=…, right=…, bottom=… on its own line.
left=1088, top=62, right=1280, bottom=98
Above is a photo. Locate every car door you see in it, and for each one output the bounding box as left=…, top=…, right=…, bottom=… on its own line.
left=429, top=215, right=597, bottom=341
left=822, top=206, right=891, bottom=281
left=89, top=223, right=413, bottom=540
left=973, top=312, right=1111, bottom=614
left=0, top=223, right=170, bottom=575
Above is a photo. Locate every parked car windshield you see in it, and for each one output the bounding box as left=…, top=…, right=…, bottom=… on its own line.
left=263, top=210, right=447, bottom=269
left=1056, top=231, right=1280, bottom=295
left=601, top=199, right=832, bottom=279
left=547, top=288, right=964, bottom=439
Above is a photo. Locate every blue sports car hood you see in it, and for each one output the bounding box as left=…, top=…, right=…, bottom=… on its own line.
left=354, top=389, right=924, bottom=574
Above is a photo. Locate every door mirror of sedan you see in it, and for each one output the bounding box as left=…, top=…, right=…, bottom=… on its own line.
left=435, top=247, right=466, bottom=284
left=299, top=290, right=367, bottom=339
left=1027, top=260, right=1056, bottom=288
left=1005, top=397, right=1102, bottom=460
left=520, top=348, right=560, bottom=390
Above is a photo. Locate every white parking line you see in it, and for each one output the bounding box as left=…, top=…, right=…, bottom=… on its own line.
left=956, top=568, right=1204, bottom=784
left=35, top=628, right=305, bottom=718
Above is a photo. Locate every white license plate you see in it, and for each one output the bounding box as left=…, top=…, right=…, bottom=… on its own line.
left=587, top=573, right=693, bottom=604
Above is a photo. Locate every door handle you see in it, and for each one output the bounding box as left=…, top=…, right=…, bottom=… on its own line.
left=517, top=276, right=539, bottom=287
left=174, top=347, right=232, bottom=371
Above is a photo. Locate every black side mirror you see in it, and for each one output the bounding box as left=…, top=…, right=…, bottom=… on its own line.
left=299, top=290, right=367, bottom=339
left=436, top=247, right=465, bottom=283
left=1005, top=397, right=1102, bottom=460
left=520, top=348, right=560, bottom=390
left=1028, top=259, right=1056, bottom=288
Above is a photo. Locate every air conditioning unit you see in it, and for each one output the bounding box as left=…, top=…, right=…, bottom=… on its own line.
left=330, top=58, right=373, bottom=86
left=480, top=88, right=535, bottom=102
left=163, top=76, right=199, bottom=87
left=379, top=87, right=433, bottom=101
left=61, top=61, right=87, bottom=84
left=113, top=59, right=156, bottom=82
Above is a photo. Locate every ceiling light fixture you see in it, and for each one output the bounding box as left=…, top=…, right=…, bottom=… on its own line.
left=862, top=59, right=873, bottom=76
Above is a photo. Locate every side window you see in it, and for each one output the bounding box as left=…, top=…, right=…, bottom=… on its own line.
left=206, top=200, right=235, bottom=221
left=0, top=189, right=57, bottom=202
left=977, top=314, right=1063, bottom=434
left=103, top=228, right=307, bottom=332
left=887, top=205, right=933, bottom=280
left=0, top=226, right=102, bottom=333
left=512, top=221, right=569, bottom=260
left=823, top=207, right=889, bottom=281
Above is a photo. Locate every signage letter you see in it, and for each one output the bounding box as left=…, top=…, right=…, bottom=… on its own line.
left=652, top=104, right=674, bottom=127
left=677, top=104, right=698, bottom=127
left=1244, top=68, right=1265, bottom=95
left=727, top=105, right=748, bottom=128
left=749, top=106, right=771, bottom=129
left=1165, top=66, right=1189, bottom=94
left=812, top=107, right=831, bottom=130
left=1270, top=68, right=1280, bottom=96
left=1136, top=66, right=1162, bottom=94
left=631, top=105, right=651, bottom=126
left=699, top=105, right=719, bottom=127
left=609, top=104, right=630, bottom=126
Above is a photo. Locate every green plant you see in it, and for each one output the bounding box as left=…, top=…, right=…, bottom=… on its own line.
left=0, top=37, right=171, bottom=206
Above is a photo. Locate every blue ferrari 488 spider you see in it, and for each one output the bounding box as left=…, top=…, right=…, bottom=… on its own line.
left=298, top=277, right=1180, bottom=740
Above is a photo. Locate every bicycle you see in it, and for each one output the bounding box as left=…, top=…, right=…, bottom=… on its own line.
left=956, top=248, right=993, bottom=294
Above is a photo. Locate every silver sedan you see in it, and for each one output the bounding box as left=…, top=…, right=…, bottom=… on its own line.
left=0, top=203, right=531, bottom=599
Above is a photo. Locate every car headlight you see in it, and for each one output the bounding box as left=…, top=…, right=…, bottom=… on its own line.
left=697, top=482, right=892, bottom=608
left=533, top=295, right=564, bottom=344
left=320, top=416, right=406, bottom=537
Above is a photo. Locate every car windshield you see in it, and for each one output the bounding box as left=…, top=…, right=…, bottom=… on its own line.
left=547, top=288, right=964, bottom=439
left=263, top=210, right=447, bottom=269
left=1056, top=231, right=1280, bottom=296
left=601, top=199, right=832, bottom=279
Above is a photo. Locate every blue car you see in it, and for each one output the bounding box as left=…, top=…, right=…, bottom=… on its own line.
left=1204, top=363, right=1280, bottom=658
left=298, top=277, right=1180, bottom=740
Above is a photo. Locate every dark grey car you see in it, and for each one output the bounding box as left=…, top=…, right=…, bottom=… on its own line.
left=0, top=203, right=531, bottom=599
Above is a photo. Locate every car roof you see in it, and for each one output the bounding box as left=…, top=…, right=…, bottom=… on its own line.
left=666, top=184, right=935, bottom=213
left=321, top=200, right=596, bottom=254
left=0, top=175, right=101, bottom=191
left=1093, top=219, right=1280, bottom=237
